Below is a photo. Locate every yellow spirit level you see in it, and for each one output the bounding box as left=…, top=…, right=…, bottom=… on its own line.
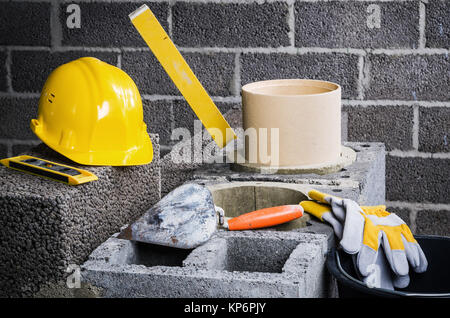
left=0, top=155, right=98, bottom=185
left=129, top=4, right=236, bottom=148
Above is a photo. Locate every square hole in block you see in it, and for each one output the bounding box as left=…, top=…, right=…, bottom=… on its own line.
left=127, top=242, right=192, bottom=267
left=224, top=237, right=299, bottom=273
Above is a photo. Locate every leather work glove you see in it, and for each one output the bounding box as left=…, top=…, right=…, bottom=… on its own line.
left=300, top=200, right=344, bottom=239
left=301, top=190, right=428, bottom=289
left=300, top=194, right=395, bottom=289
left=300, top=190, right=386, bottom=241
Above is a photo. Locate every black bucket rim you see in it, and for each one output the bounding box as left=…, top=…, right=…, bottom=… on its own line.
left=327, top=235, right=450, bottom=298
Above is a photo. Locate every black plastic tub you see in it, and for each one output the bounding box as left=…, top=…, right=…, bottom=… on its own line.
left=327, top=235, right=450, bottom=298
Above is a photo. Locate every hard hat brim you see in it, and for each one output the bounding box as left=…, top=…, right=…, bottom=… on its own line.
left=32, top=120, right=154, bottom=166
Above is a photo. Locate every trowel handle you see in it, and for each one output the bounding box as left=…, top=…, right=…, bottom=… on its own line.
left=227, top=205, right=303, bottom=231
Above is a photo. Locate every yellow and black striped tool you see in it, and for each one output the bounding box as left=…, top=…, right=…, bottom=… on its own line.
left=129, top=4, right=237, bottom=148
left=0, top=155, right=98, bottom=185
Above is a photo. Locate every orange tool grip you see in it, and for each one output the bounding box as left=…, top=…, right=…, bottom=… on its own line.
left=227, top=205, right=303, bottom=231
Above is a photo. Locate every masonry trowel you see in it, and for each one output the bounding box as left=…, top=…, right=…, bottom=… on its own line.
left=119, top=183, right=303, bottom=249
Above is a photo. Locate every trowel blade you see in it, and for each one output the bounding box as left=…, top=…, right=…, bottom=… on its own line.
left=127, top=183, right=217, bottom=249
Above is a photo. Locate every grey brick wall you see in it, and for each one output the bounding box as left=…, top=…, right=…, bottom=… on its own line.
left=0, top=0, right=449, bottom=235
left=172, top=2, right=291, bottom=47
left=295, top=1, right=420, bottom=48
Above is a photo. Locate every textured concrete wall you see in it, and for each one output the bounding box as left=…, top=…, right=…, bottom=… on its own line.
left=0, top=137, right=161, bottom=297
left=0, top=0, right=449, bottom=236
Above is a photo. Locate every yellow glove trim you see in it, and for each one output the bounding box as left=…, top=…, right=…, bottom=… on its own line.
left=308, top=190, right=340, bottom=204
left=306, top=189, right=418, bottom=251
left=361, top=205, right=389, bottom=216
left=308, top=190, right=388, bottom=216
left=362, top=214, right=417, bottom=251
left=299, top=201, right=331, bottom=222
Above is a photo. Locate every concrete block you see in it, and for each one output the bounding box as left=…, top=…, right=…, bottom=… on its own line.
left=419, top=107, right=450, bottom=153
left=345, top=105, right=414, bottom=151
left=0, top=2, right=51, bottom=46
left=416, top=210, right=450, bottom=236
left=163, top=142, right=386, bottom=207
left=341, top=111, right=348, bottom=142
left=82, top=230, right=329, bottom=298
left=241, top=53, right=360, bottom=99
left=122, top=51, right=176, bottom=95
left=425, top=0, right=450, bottom=48
left=60, top=2, right=168, bottom=47
left=159, top=106, right=236, bottom=195
left=160, top=106, right=240, bottom=196
left=122, top=51, right=235, bottom=96
left=161, top=158, right=201, bottom=197
left=11, top=51, right=118, bottom=93
left=181, top=52, right=236, bottom=97
left=172, top=2, right=290, bottom=48
left=295, top=1, right=420, bottom=48
left=0, top=138, right=161, bottom=297
left=0, top=144, right=7, bottom=159
left=0, top=97, right=39, bottom=140
left=81, top=105, right=385, bottom=298
left=143, top=99, right=173, bottom=146
left=0, top=51, right=6, bottom=92
left=365, top=54, right=450, bottom=101
left=162, top=107, right=385, bottom=203
left=386, top=155, right=450, bottom=204
left=12, top=144, right=38, bottom=157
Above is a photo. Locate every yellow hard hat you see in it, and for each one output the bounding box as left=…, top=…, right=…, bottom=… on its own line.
left=31, top=57, right=153, bottom=166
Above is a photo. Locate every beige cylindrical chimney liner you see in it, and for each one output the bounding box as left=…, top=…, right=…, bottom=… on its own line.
left=241, top=79, right=342, bottom=168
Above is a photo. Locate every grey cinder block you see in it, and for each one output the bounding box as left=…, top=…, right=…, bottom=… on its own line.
left=0, top=51, right=6, bottom=92
left=426, top=0, right=450, bottom=48
left=11, top=51, right=118, bottom=93
left=60, top=2, right=168, bottom=47
left=172, top=2, right=290, bottom=48
left=0, top=144, right=7, bottom=159
left=416, top=210, right=450, bottom=236
left=365, top=54, right=450, bottom=101
left=82, top=230, right=329, bottom=298
left=0, top=2, right=51, bottom=46
left=122, top=51, right=177, bottom=95
left=295, top=1, right=420, bottom=48
left=161, top=107, right=385, bottom=202
left=81, top=138, right=386, bottom=298
left=419, top=107, right=450, bottom=153
left=0, top=137, right=161, bottom=297
left=143, top=99, right=173, bottom=146
left=241, top=53, right=360, bottom=99
left=12, top=144, right=38, bottom=157
left=161, top=105, right=239, bottom=196
left=191, top=142, right=386, bottom=207
left=386, top=155, right=450, bottom=204
left=122, top=51, right=235, bottom=96
left=0, top=97, right=39, bottom=140
left=345, top=105, right=414, bottom=151
left=182, top=52, right=236, bottom=97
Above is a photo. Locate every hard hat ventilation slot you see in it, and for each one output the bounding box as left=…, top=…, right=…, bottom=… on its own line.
left=48, top=93, right=55, bottom=103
